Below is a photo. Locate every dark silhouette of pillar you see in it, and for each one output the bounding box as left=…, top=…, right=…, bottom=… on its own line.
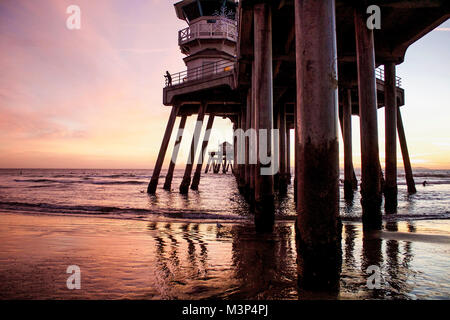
left=245, top=89, right=251, bottom=196
left=286, top=125, right=291, bottom=184
left=238, top=107, right=246, bottom=192
left=179, top=102, right=207, bottom=194
left=191, top=114, right=215, bottom=190
left=253, top=2, right=275, bottom=231
left=354, top=7, right=382, bottom=230
left=343, top=88, right=355, bottom=199
left=163, top=114, right=187, bottom=190
left=148, top=105, right=179, bottom=194
left=397, top=107, right=417, bottom=194
left=384, top=62, right=398, bottom=213
left=278, top=103, right=288, bottom=192
left=294, top=0, right=341, bottom=291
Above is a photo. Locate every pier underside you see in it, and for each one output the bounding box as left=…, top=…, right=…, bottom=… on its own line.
left=149, top=0, right=449, bottom=291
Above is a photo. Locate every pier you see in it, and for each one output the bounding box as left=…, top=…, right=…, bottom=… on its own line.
left=148, top=0, right=450, bottom=290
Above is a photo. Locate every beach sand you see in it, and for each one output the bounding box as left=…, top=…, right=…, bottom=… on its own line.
left=0, top=211, right=449, bottom=299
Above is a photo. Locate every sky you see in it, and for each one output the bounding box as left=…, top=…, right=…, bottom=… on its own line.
left=0, top=0, right=449, bottom=169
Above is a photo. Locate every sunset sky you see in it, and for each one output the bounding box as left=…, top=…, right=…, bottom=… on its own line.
left=1, top=0, right=449, bottom=169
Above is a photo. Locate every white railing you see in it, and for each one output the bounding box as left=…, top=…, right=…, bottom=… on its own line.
left=375, top=67, right=402, bottom=87
left=165, top=60, right=235, bottom=87
left=178, top=19, right=237, bottom=45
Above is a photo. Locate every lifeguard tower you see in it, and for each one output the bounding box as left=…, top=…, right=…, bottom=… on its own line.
left=148, top=0, right=243, bottom=195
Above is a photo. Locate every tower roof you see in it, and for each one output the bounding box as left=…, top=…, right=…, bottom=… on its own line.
left=174, top=0, right=237, bottom=22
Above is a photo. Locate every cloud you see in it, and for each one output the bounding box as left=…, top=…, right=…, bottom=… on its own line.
left=436, top=27, right=450, bottom=31
left=119, top=48, right=169, bottom=54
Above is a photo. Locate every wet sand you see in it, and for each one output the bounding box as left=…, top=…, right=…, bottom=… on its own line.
left=0, top=211, right=449, bottom=299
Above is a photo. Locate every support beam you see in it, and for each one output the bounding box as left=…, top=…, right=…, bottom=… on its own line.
left=343, top=88, right=355, bottom=200
left=147, top=105, right=179, bottom=194
left=286, top=125, right=291, bottom=184
left=278, top=103, right=288, bottom=192
left=179, top=103, right=207, bottom=194
left=238, top=107, right=247, bottom=192
left=245, top=89, right=251, bottom=195
left=163, top=115, right=187, bottom=191
left=295, top=0, right=341, bottom=290
left=339, top=106, right=358, bottom=191
left=254, top=2, right=275, bottom=231
left=384, top=62, right=398, bottom=213
left=204, top=155, right=212, bottom=173
left=191, top=114, right=215, bottom=190
left=397, top=107, right=417, bottom=194
left=355, top=7, right=382, bottom=230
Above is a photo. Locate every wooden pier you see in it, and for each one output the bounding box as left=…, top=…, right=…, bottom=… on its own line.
left=148, top=0, right=450, bottom=290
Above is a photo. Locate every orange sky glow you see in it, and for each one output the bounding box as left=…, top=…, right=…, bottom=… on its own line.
left=1, top=1, right=449, bottom=169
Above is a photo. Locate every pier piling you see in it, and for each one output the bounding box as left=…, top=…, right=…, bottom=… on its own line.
left=294, top=0, right=341, bottom=290
left=342, top=88, right=355, bottom=200
left=179, top=102, right=207, bottom=194
left=253, top=2, right=275, bottom=231
left=384, top=62, right=398, bottom=213
left=191, top=114, right=215, bottom=190
left=163, top=114, right=187, bottom=190
left=147, top=105, right=179, bottom=194
left=354, top=7, right=382, bottom=230
left=397, top=107, right=417, bottom=194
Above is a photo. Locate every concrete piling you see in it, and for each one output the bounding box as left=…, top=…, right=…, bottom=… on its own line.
left=294, top=0, right=341, bottom=290
left=179, top=102, right=207, bottom=194
left=397, top=107, right=417, bottom=194
left=163, top=114, right=187, bottom=191
left=384, top=62, right=398, bottom=213
left=342, top=88, right=355, bottom=200
left=147, top=105, right=179, bottom=194
left=354, top=7, right=382, bottom=230
left=191, top=114, right=215, bottom=190
left=253, top=2, right=275, bottom=231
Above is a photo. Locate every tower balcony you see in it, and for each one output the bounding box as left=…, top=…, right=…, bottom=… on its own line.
left=178, top=18, right=237, bottom=47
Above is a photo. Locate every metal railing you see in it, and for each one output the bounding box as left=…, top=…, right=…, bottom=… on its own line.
left=375, top=67, right=402, bottom=87
left=165, top=60, right=235, bottom=87
left=178, top=19, right=237, bottom=45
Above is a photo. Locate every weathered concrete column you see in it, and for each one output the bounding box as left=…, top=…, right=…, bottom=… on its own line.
left=355, top=7, right=382, bottom=230
left=295, top=0, right=341, bottom=290
left=163, top=114, right=187, bottom=190
left=254, top=2, right=275, bottom=231
left=238, top=107, right=247, bottom=192
left=286, top=125, right=291, bottom=184
left=179, top=102, right=207, bottom=194
left=294, top=101, right=298, bottom=205
left=245, top=89, right=251, bottom=195
left=397, top=107, right=417, bottom=194
left=204, top=155, right=212, bottom=173
left=191, top=114, right=215, bottom=190
left=277, top=103, right=288, bottom=192
left=384, top=62, right=398, bottom=213
left=250, top=63, right=256, bottom=207
left=147, top=105, right=179, bottom=194
left=343, top=88, right=355, bottom=200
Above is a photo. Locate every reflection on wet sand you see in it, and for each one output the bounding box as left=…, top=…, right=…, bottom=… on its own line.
left=147, top=220, right=444, bottom=299
left=0, top=212, right=449, bottom=299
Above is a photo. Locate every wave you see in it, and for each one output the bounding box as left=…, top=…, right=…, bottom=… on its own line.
left=13, top=178, right=146, bottom=185
left=0, top=201, right=246, bottom=221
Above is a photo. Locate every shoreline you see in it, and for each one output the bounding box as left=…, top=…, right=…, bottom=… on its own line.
left=1, top=211, right=449, bottom=299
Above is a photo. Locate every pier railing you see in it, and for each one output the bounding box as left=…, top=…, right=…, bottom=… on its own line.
left=165, top=60, right=235, bottom=87
left=178, top=19, right=237, bottom=45
left=375, top=67, right=402, bottom=87
left=165, top=64, right=400, bottom=88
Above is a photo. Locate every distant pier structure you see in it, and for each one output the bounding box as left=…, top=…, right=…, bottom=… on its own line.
left=148, top=0, right=449, bottom=288
left=204, top=142, right=234, bottom=174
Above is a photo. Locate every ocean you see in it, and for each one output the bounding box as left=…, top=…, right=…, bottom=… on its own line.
left=0, top=168, right=449, bottom=222
left=0, top=168, right=449, bottom=299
